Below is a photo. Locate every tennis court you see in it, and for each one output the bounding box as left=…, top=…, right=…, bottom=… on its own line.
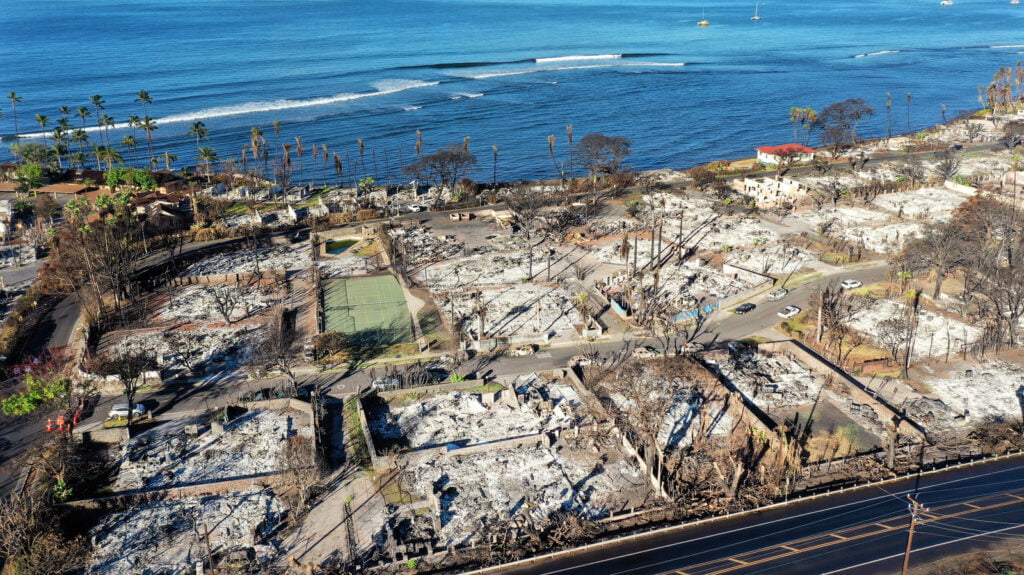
left=323, top=275, right=413, bottom=346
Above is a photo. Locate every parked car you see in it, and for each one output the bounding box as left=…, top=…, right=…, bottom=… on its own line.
left=840, top=279, right=863, bottom=290
left=510, top=344, right=537, bottom=357
left=778, top=305, right=802, bottom=319
left=734, top=303, right=756, bottom=315
left=632, top=346, right=659, bottom=359
left=767, top=288, right=789, bottom=301
left=108, top=403, right=147, bottom=420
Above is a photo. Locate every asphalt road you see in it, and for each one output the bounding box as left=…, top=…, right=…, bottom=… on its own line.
left=499, top=455, right=1024, bottom=575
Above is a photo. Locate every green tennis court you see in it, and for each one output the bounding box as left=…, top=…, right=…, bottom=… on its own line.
left=323, top=275, right=413, bottom=346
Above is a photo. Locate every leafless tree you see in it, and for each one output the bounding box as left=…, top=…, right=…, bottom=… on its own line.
left=575, top=133, right=632, bottom=177
left=403, top=144, right=477, bottom=193
left=87, top=344, right=157, bottom=431
left=504, top=185, right=550, bottom=279
left=902, top=222, right=972, bottom=299
left=811, top=177, right=847, bottom=209
left=253, top=307, right=301, bottom=393
left=281, top=435, right=325, bottom=511
left=210, top=284, right=246, bottom=325
left=162, top=331, right=202, bottom=374
left=933, top=149, right=961, bottom=181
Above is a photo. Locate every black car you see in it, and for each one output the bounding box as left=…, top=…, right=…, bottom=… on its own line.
left=734, top=303, right=756, bottom=314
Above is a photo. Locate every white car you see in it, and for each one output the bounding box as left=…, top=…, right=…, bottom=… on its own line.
left=840, top=279, right=863, bottom=290
left=108, top=403, right=147, bottom=419
left=778, top=305, right=801, bottom=319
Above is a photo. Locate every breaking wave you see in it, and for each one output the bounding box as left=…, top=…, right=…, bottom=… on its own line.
left=157, top=79, right=440, bottom=124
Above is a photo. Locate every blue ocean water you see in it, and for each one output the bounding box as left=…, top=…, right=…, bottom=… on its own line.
left=1, top=0, right=1023, bottom=181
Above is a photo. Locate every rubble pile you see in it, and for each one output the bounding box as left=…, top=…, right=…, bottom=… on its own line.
left=389, top=227, right=464, bottom=262
left=161, top=285, right=273, bottom=323
left=709, top=351, right=824, bottom=409
left=369, top=374, right=576, bottom=449
left=849, top=299, right=982, bottom=360
left=87, top=489, right=284, bottom=575
left=637, top=260, right=751, bottom=307
left=407, top=443, right=646, bottom=546
left=183, top=243, right=373, bottom=277
left=107, top=326, right=260, bottom=376
left=591, top=239, right=672, bottom=267
left=114, top=410, right=309, bottom=491
left=870, top=187, right=972, bottom=221
left=416, top=251, right=539, bottom=290
left=918, top=362, right=1024, bottom=426
left=183, top=245, right=312, bottom=276
left=788, top=206, right=923, bottom=254
left=439, top=284, right=583, bottom=340
left=728, top=245, right=817, bottom=276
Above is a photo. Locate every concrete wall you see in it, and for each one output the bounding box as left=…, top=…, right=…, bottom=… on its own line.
left=758, top=340, right=925, bottom=440
left=80, top=428, right=129, bottom=445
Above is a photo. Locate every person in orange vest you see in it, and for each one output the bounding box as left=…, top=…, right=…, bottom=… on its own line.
left=56, top=415, right=66, bottom=432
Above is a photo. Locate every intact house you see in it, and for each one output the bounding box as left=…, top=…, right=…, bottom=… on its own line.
left=755, top=144, right=817, bottom=166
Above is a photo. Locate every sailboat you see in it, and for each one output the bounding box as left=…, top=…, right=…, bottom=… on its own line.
left=698, top=8, right=710, bottom=26
left=751, top=2, right=761, bottom=20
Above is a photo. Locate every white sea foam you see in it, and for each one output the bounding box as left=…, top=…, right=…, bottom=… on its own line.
left=535, top=54, right=622, bottom=63
left=403, top=106, right=423, bottom=111
left=854, top=50, right=900, bottom=58
left=455, top=61, right=684, bottom=80
left=157, top=79, right=439, bottom=124
left=991, top=45, right=1024, bottom=48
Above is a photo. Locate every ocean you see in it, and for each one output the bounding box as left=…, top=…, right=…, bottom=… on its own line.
left=1, top=0, right=1023, bottom=183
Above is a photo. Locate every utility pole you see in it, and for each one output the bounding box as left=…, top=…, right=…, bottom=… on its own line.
left=901, top=495, right=928, bottom=575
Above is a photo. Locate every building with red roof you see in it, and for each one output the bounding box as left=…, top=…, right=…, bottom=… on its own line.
left=755, top=144, right=817, bottom=166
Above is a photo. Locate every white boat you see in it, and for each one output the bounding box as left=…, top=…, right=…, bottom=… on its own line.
left=940, top=0, right=953, bottom=5
left=1013, top=0, right=1021, bottom=6
left=751, top=2, right=761, bottom=20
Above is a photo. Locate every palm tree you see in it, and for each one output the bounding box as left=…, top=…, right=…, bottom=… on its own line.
left=127, top=114, right=140, bottom=141
left=198, top=146, right=218, bottom=183
left=121, top=134, right=139, bottom=168
left=162, top=151, right=177, bottom=171
left=886, top=92, right=893, bottom=138
left=566, top=124, right=574, bottom=180
left=187, top=121, right=208, bottom=159
left=250, top=126, right=265, bottom=179
left=7, top=92, right=22, bottom=141
left=34, top=114, right=50, bottom=152
left=100, top=114, right=116, bottom=151
left=492, top=145, right=499, bottom=188
left=71, top=129, right=90, bottom=157
left=75, top=106, right=91, bottom=131
left=90, top=94, right=106, bottom=146
left=416, top=129, right=423, bottom=157
left=69, top=151, right=86, bottom=169
left=50, top=127, right=68, bottom=169
left=134, top=90, right=153, bottom=118
left=139, top=116, right=158, bottom=163
left=295, top=136, right=304, bottom=186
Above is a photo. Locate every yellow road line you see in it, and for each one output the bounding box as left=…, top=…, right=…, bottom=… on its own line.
left=666, top=489, right=1024, bottom=575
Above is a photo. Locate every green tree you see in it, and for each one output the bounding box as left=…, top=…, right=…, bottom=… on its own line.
left=34, top=114, right=50, bottom=153
left=106, top=166, right=130, bottom=191
left=15, top=163, right=45, bottom=194
left=0, top=373, right=71, bottom=416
